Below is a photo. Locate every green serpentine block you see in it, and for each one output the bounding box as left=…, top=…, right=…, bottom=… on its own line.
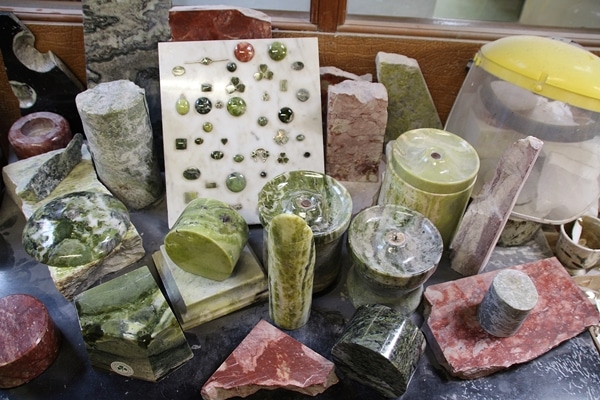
left=165, top=198, right=249, bottom=281
left=332, top=304, right=425, bottom=398
left=268, top=213, right=315, bottom=330
left=22, top=191, right=131, bottom=268
left=376, top=52, right=442, bottom=143
left=74, top=266, right=193, bottom=382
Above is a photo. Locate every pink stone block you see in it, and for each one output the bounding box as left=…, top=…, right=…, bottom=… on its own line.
left=326, top=80, right=388, bottom=182
left=169, top=6, right=272, bottom=42
left=201, top=320, right=339, bottom=400
left=423, top=257, right=600, bottom=379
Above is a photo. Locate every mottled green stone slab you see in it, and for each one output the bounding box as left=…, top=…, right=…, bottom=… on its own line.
left=332, top=304, right=425, bottom=398
left=74, top=266, right=193, bottom=382
left=153, top=245, right=267, bottom=330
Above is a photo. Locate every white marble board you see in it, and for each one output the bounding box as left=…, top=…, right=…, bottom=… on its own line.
left=158, top=38, right=324, bottom=227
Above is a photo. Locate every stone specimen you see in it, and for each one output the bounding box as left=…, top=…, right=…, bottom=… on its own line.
left=0, top=12, right=84, bottom=134
left=169, top=5, right=272, bottom=42
left=164, top=198, right=249, bottom=281
left=326, top=80, right=388, bottom=183
left=375, top=52, right=442, bottom=143
left=478, top=269, right=538, bottom=337
left=18, top=133, right=83, bottom=202
left=81, top=0, right=170, bottom=141
left=74, top=266, right=193, bottom=382
left=22, top=191, right=131, bottom=268
left=8, top=111, right=73, bottom=160
left=258, top=170, right=352, bottom=293
left=346, top=205, right=443, bottom=314
left=450, top=136, right=543, bottom=276
left=152, top=245, right=267, bottom=330
left=2, top=144, right=145, bottom=299
left=332, top=304, right=425, bottom=398
left=76, top=79, right=164, bottom=210
left=0, top=294, right=61, bottom=388
left=423, top=257, right=600, bottom=379
left=201, top=319, right=338, bottom=400
left=267, top=213, right=315, bottom=330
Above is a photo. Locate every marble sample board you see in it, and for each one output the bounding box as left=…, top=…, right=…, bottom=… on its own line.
left=152, top=245, right=268, bottom=330
left=158, top=37, right=324, bottom=226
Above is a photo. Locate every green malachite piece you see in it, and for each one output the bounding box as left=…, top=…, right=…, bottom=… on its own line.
left=226, top=97, right=247, bottom=117
left=226, top=77, right=245, bottom=94
left=280, top=80, right=288, bottom=92
left=277, top=152, right=289, bottom=164
left=226, top=62, right=237, bottom=72
left=205, top=182, right=217, bottom=189
left=262, top=92, right=270, bottom=101
left=278, top=107, right=294, bottom=123
left=226, top=172, right=247, bottom=193
left=22, top=191, right=130, bottom=268
left=214, top=100, right=224, bottom=109
left=267, top=213, right=315, bottom=330
left=274, top=129, right=289, bottom=145
left=291, top=61, right=304, bottom=71
left=233, top=154, right=244, bottom=163
left=184, top=191, right=198, bottom=203
left=202, top=122, right=213, bottom=133
left=199, top=57, right=214, bottom=65
left=195, top=137, right=204, bottom=145
left=268, top=41, right=288, bottom=61
left=195, top=97, right=212, bottom=114
left=221, top=138, right=228, bottom=145
left=260, top=171, right=267, bottom=178
left=251, top=148, right=269, bottom=162
left=211, top=151, right=224, bottom=160
left=257, top=116, right=268, bottom=126
left=172, top=65, right=185, bottom=76
left=175, top=138, right=187, bottom=150
left=296, top=88, right=310, bottom=102
left=74, top=266, right=193, bottom=382
left=201, top=83, right=212, bottom=92
left=164, top=198, right=249, bottom=281
left=304, top=152, right=311, bottom=158
left=175, top=94, right=190, bottom=115
left=296, top=134, right=305, bottom=141
left=183, top=167, right=201, bottom=180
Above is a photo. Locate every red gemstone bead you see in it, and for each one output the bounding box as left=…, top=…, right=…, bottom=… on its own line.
left=233, top=41, right=255, bottom=62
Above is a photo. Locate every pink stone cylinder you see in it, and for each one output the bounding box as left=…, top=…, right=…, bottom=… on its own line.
left=8, top=111, right=73, bottom=159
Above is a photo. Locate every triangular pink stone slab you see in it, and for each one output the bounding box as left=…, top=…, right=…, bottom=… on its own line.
left=201, top=320, right=339, bottom=400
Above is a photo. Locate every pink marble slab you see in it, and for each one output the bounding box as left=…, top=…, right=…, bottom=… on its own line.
left=423, top=257, right=600, bottom=379
left=201, top=319, right=338, bottom=400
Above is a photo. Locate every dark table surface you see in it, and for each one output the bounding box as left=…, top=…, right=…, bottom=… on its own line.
left=1, top=192, right=599, bottom=400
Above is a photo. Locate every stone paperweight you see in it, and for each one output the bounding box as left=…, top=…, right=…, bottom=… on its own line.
left=0, top=294, right=61, bottom=388
left=152, top=245, right=268, bottom=331
left=201, top=319, right=338, bottom=400
left=258, top=170, right=352, bottom=293
left=74, top=266, right=193, bottom=382
left=8, top=111, right=73, bottom=160
left=331, top=304, right=425, bottom=398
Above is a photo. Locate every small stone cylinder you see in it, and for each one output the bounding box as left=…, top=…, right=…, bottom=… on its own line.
left=478, top=269, right=538, bottom=337
left=76, top=80, right=164, bottom=209
left=8, top=111, right=72, bottom=159
left=268, top=213, right=315, bottom=330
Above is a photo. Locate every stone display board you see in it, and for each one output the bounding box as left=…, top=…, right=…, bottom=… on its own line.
left=158, top=37, right=324, bottom=226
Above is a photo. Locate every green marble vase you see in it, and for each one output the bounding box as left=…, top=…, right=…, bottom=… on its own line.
left=267, top=213, right=315, bottom=330
left=332, top=304, right=425, bottom=398
left=74, top=266, right=193, bottom=382
left=258, top=170, right=352, bottom=293
left=165, top=198, right=249, bottom=281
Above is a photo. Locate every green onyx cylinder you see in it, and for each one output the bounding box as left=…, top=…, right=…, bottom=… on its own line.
left=267, top=213, right=315, bottom=330
left=164, top=198, right=249, bottom=281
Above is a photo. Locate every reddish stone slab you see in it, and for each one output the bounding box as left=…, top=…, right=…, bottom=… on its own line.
left=201, top=320, right=339, bottom=400
left=0, top=294, right=61, bottom=388
left=423, top=257, right=600, bottom=379
left=169, top=6, right=271, bottom=42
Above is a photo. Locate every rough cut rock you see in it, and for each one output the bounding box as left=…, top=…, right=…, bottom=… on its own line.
left=201, top=320, right=339, bottom=400
left=169, top=5, right=272, bottom=41
left=450, top=136, right=543, bottom=276
left=423, top=257, right=600, bottom=379
left=326, top=80, right=388, bottom=182
left=376, top=52, right=441, bottom=143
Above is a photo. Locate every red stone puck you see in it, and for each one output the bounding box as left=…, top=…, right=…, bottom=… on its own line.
left=0, top=294, right=61, bottom=388
left=8, top=111, right=73, bottom=159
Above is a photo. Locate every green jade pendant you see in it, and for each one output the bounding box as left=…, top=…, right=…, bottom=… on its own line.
left=267, top=213, right=315, bottom=330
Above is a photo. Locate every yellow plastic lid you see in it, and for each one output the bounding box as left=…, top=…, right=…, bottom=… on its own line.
left=474, top=35, right=600, bottom=113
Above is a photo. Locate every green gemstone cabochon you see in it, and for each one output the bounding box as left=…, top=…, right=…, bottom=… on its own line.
left=227, top=97, right=247, bottom=117
left=268, top=41, right=288, bottom=61
left=176, top=94, right=190, bottom=115
left=226, top=172, right=247, bottom=192
left=278, top=107, right=294, bottom=123
left=195, top=97, right=212, bottom=114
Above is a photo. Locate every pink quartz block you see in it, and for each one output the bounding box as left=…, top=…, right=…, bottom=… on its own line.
left=326, top=80, right=388, bottom=182
left=423, top=257, right=600, bottom=379
left=169, top=6, right=272, bottom=42
left=201, top=320, right=339, bottom=400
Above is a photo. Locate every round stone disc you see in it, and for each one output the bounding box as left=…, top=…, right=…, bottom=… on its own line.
left=22, top=191, right=131, bottom=268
